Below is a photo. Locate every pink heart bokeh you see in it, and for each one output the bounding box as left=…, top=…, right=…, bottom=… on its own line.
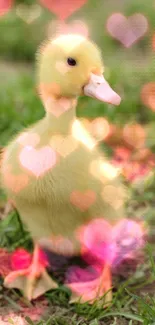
left=39, top=0, right=87, bottom=20
left=70, top=190, right=96, bottom=211
left=0, top=0, right=13, bottom=16
left=19, top=145, right=57, bottom=177
left=44, top=96, right=73, bottom=117
left=106, top=13, right=148, bottom=48
left=47, top=20, right=89, bottom=38
left=17, top=132, right=40, bottom=147
left=77, top=218, right=145, bottom=267
left=3, top=165, right=29, bottom=193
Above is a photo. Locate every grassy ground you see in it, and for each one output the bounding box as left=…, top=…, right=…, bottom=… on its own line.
left=1, top=0, right=155, bottom=324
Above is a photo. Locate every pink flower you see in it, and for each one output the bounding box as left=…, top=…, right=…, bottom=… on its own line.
left=123, top=161, right=154, bottom=182
left=112, top=146, right=131, bottom=166
left=112, top=146, right=155, bottom=182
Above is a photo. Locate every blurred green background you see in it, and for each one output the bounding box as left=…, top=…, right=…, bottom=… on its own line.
left=0, top=0, right=155, bottom=146
left=1, top=3, right=155, bottom=320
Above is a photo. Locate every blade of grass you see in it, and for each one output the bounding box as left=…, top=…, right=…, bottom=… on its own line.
left=3, top=294, right=23, bottom=311
left=126, top=289, right=155, bottom=318
left=146, top=244, right=155, bottom=277
left=98, top=312, right=143, bottom=323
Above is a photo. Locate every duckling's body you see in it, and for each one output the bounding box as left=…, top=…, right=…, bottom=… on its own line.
left=1, top=34, right=124, bottom=302
left=2, top=107, right=125, bottom=254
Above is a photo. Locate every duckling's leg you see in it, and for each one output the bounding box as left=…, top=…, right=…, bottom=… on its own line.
left=67, top=264, right=112, bottom=305
left=4, top=244, right=58, bottom=300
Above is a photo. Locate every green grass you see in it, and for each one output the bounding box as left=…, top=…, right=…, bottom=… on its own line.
left=0, top=172, right=155, bottom=324
left=1, top=0, right=155, bottom=323
left=2, top=249, right=155, bottom=324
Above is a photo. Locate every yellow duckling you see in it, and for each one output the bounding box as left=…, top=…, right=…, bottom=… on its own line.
left=0, top=34, right=125, bottom=303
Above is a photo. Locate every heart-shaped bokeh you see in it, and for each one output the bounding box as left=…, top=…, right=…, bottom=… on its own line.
left=16, top=4, right=41, bottom=24
left=77, top=218, right=144, bottom=266
left=90, top=159, right=120, bottom=184
left=50, top=134, right=78, bottom=157
left=106, top=13, right=148, bottom=48
left=3, top=165, right=29, bottom=193
left=47, top=20, right=89, bottom=38
left=72, top=120, right=96, bottom=150
left=17, top=132, right=40, bottom=147
left=123, top=123, right=146, bottom=148
left=141, top=82, right=155, bottom=111
left=70, top=190, right=96, bottom=211
left=152, top=33, right=155, bottom=51
left=81, top=117, right=111, bottom=142
left=0, top=0, right=13, bottom=16
left=39, top=0, right=88, bottom=20
left=19, top=146, right=57, bottom=177
left=39, top=83, right=74, bottom=117
left=101, top=185, right=125, bottom=209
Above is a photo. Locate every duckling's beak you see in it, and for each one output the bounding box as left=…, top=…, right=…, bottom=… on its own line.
left=84, top=73, right=121, bottom=105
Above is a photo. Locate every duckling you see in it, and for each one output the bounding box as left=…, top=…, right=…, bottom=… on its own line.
left=0, top=34, right=125, bottom=302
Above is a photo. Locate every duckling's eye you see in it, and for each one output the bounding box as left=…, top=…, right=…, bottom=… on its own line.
left=67, top=57, right=77, bottom=66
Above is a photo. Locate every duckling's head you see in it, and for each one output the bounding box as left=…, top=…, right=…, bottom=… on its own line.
left=37, top=34, right=121, bottom=105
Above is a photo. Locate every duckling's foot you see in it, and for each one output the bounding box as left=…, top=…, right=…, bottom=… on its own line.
left=67, top=264, right=112, bottom=305
left=4, top=245, right=58, bottom=300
